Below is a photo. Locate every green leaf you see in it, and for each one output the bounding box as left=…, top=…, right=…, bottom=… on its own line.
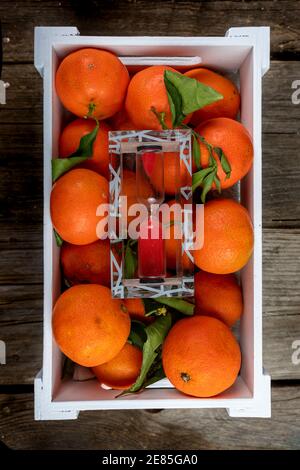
left=142, top=357, right=165, bottom=388
left=128, top=321, right=147, bottom=350
left=214, top=174, right=221, bottom=194
left=167, top=90, right=176, bottom=125
left=151, top=106, right=168, bottom=130
left=164, top=70, right=223, bottom=115
left=201, top=171, right=215, bottom=203
left=155, top=297, right=194, bottom=316
left=128, top=313, right=172, bottom=393
left=52, top=157, right=89, bottom=182
left=220, top=153, right=231, bottom=179
left=192, top=130, right=216, bottom=170
left=164, top=75, right=185, bottom=127
left=192, top=167, right=214, bottom=192
left=69, top=119, right=99, bottom=158
left=213, top=146, right=223, bottom=160
left=124, top=241, right=137, bottom=279
left=214, top=146, right=231, bottom=179
left=192, top=134, right=201, bottom=170
left=208, top=147, right=217, bottom=168
left=51, top=119, right=99, bottom=182
left=53, top=229, right=63, bottom=247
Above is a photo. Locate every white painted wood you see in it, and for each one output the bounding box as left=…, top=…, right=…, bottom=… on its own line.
left=34, top=26, right=271, bottom=419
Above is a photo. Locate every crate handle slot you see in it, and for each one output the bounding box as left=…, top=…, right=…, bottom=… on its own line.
left=120, top=55, right=202, bottom=67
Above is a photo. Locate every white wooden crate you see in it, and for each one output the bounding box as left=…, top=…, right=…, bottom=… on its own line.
left=34, top=26, right=271, bottom=420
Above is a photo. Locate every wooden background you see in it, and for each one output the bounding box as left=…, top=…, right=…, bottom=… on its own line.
left=0, top=0, right=300, bottom=450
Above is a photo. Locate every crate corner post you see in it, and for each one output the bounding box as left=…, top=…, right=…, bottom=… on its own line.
left=225, top=26, right=270, bottom=76
left=227, top=373, right=271, bottom=418
left=34, top=370, right=80, bottom=421
left=34, top=26, right=80, bottom=77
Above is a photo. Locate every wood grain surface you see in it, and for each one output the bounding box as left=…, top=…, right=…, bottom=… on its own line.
left=0, top=384, right=299, bottom=449
left=1, top=1, right=300, bottom=62
left=0, top=0, right=299, bottom=450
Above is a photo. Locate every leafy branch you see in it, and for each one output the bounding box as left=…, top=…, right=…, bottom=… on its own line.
left=151, top=70, right=223, bottom=129
left=155, top=297, right=194, bottom=316
left=128, top=320, right=147, bottom=350
left=188, top=128, right=232, bottom=203
left=119, top=313, right=172, bottom=395
left=164, top=70, right=223, bottom=128
left=152, top=69, right=231, bottom=202
left=192, top=133, right=201, bottom=170
left=120, top=293, right=195, bottom=396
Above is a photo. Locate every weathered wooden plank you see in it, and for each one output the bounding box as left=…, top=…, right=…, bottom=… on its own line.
left=0, top=122, right=42, bottom=155
left=0, top=284, right=42, bottom=324
left=0, top=321, right=43, bottom=385
left=263, top=61, right=300, bottom=134
left=1, top=1, right=300, bottom=64
left=0, top=249, right=42, bottom=284
left=262, top=133, right=300, bottom=227
left=263, top=230, right=300, bottom=317
left=264, top=317, right=300, bottom=380
left=0, top=285, right=43, bottom=385
left=0, top=385, right=299, bottom=449
left=0, top=222, right=42, bottom=249
left=0, top=64, right=42, bottom=124
left=0, top=123, right=43, bottom=236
